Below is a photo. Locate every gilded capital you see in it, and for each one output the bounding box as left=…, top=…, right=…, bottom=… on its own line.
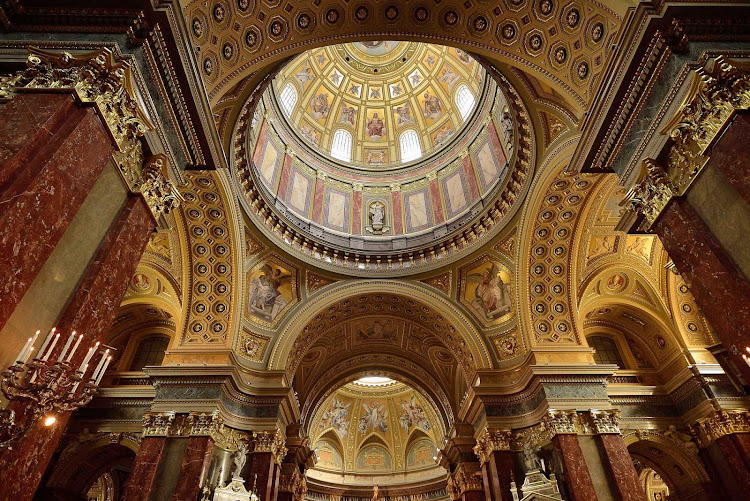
left=135, top=154, right=182, bottom=220
left=142, top=412, right=176, bottom=437
left=447, top=462, right=484, bottom=500
left=626, top=159, right=676, bottom=231
left=187, top=411, right=221, bottom=436
left=542, top=409, right=581, bottom=436
left=690, top=410, right=750, bottom=449
left=589, top=409, right=621, bottom=434
left=252, top=430, right=288, bottom=464
left=0, top=47, right=154, bottom=190
left=473, top=428, right=512, bottom=464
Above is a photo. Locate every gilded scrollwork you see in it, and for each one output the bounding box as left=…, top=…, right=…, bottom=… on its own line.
left=447, top=463, right=484, bottom=500
left=473, top=428, right=512, bottom=464
left=0, top=47, right=155, bottom=189
left=252, top=429, right=287, bottom=464
left=588, top=409, right=621, bottom=434
left=624, top=159, right=677, bottom=231
left=135, top=154, right=183, bottom=220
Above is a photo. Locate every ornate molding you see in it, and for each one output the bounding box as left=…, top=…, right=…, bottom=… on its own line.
left=623, top=159, right=677, bottom=231
left=690, top=410, right=750, bottom=449
left=135, top=154, right=182, bottom=221
left=0, top=47, right=154, bottom=190
left=141, top=411, right=228, bottom=440
left=279, top=467, right=307, bottom=501
left=542, top=409, right=581, bottom=436
left=252, top=430, right=287, bottom=465
left=473, top=428, right=512, bottom=465
left=142, top=412, right=176, bottom=437
left=662, top=56, right=750, bottom=194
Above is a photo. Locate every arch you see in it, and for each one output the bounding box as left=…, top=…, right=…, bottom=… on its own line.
left=399, top=129, right=422, bottom=162
left=128, top=334, right=170, bottom=371
left=330, top=129, right=352, bottom=162
left=455, top=84, right=475, bottom=120
left=316, top=429, right=346, bottom=453
left=279, top=82, right=297, bottom=116
left=269, top=280, right=493, bottom=373
left=587, top=334, right=626, bottom=368
left=360, top=432, right=390, bottom=450
left=623, top=431, right=712, bottom=499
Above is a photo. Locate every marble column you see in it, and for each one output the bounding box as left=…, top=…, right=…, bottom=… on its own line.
left=551, top=434, right=598, bottom=501
left=172, top=435, right=215, bottom=501
left=250, top=450, right=281, bottom=501
left=0, top=91, right=116, bottom=332
left=652, top=197, right=750, bottom=381
left=0, top=195, right=155, bottom=501
left=596, top=434, right=646, bottom=501
left=706, top=112, right=750, bottom=205
left=120, top=437, right=168, bottom=501
left=481, top=450, right=515, bottom=501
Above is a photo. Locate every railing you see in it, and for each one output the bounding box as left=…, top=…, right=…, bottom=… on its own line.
left=306, top=488, right=449, bottom=501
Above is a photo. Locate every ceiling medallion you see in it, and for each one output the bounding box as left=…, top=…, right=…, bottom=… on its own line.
left=414, top=6, right=429, bottom=22
left=443, top=10, right=459, bottom=26
left=354, top=6, right=368, bottom=21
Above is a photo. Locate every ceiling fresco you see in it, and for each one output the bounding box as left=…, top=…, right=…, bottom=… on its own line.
left=309, top=380, right=442, bottom=478
left=272, top=42, right=484, bottom=168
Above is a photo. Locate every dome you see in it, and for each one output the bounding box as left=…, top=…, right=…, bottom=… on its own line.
left=233, top=41, right=534, bottom=276
left=272, top=42, right=484, bottom=169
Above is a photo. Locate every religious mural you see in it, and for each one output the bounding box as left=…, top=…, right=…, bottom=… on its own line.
left=406, top=440, right=438, bottom=469
left=460, top=258, right=514, bottom=325
left=399, top=396, right=431, bottom=433
left=319, top=396, right=352, bottom=437
left=245, top=257, right=297, bottom=324
left=358, top=401, right=389, bottom=434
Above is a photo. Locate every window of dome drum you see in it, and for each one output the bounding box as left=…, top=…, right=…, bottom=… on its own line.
left=455, top=85, right=475, bottom=120
left=330, top=129, right=352, bottom=162
left=354, top=376, right=395, bottom=386
left=279, top=83, right=297, bottom=116
left=399, top=130, right=422, bottom=162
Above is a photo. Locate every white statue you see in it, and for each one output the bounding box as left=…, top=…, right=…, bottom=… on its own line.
left=370, top=202, right=385, bottom=226
left=233, top=442, right=249, bottom=478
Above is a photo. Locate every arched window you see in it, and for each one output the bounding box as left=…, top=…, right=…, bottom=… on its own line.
left=279, top=83, right=297, bottom=116
left=129, top=335, right=170, bottom=371
left=399, top=130, right=422, bottom=162
left=588, top=335, right=626, bottom=368
left=455, top=85, right=475, bottom=120
left=330, top=129, right=352, bottom=162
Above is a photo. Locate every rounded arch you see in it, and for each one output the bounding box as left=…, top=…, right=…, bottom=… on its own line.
left=269, top=280, right=493, bottom=374
left=623, top=431, right=712, bottom=499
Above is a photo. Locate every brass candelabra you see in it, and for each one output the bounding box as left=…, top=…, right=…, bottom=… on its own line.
left=0, top=328, right=111, bottom=449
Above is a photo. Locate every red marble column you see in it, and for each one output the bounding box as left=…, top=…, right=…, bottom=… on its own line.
left=551, top=434, right=598, bottom=501
left=707, top=112, right=750, bottom=205
left=391, top=190, right=404, bottom=235
left=596, top=434, right=646, bottom=501
left=0, top=92, right=116, bottom=332
left=652, top=197, right=750, bottom=381
left=172, top=436, right=215, bottom=501
left=250, top=451, right=281, bottom=501
left=311, top=177, right=326, bottom=224
left=351, top=189, right=363, bottom=234
left=462, top=489, right=485, bottom=501
left=429, top=178, right=445, bottom=224
left=716, top=434, right=750, bottom=491
left=120, top=437, right=168, bottom=501
left=481, top=450, right=515, bottom=501
left=0, top=195, right=155, bottom=501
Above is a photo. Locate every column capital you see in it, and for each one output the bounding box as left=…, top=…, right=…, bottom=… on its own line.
left=588, top=409, right=621, bottom=435
left=447, top=462, right=484, bottom=500
left=690, top=409, right=750, bottom=449
left=542, top=409, right=581, bottom=436
left=252, top=429, right=288, bottom=465
left=473, top=428, right=512, bottom=464
left=279, top=466, right=307, bottom=501
left=0, top=47, right=154, bottom=190
left=625, top=159, right=677, bottom=231
left=135, top=154, right=182, bottom=221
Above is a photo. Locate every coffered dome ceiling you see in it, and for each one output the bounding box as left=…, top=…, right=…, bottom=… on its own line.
left=273, top=42, right=484, bottom=169
left=231, top=42, right=535, bottom=277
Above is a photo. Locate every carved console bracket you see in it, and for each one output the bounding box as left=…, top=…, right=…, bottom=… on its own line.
left=251, top=429, right=288, bottom=465
left=447, top=462, right=484, bottom=501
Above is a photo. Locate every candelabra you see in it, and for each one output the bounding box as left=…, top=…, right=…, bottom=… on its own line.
left=0, top=328, right=112, bottom=449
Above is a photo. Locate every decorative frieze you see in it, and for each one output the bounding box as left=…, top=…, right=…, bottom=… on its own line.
left=473, top=428, right=512, bottom=465
left=0, top=47, right=154, bottom=190
left=690, top=410, right=750, bottom=449
left=542, top=409, right=581, bottom=435
left=252, top=429, right=287, bottom=464
left=142, top=411, right=176, bottom=437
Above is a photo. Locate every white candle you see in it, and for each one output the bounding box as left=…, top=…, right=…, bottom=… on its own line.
left=38, top=328, right=56, bottom=360
left=65, top=333, right=83, bottom=363
left=91, top=349, right=110, bottom=381
left=78, top=347, right=93, bottom=372
left=16, top=337, right=32, bottom=363
left=95, top=356, right=112, bottom=386
left=23, top=346, right=35, bottom=364
left=41, top=333, right=60, bottom=361
left=57, top=332, right=76, bottom=362
left=22, top=330, right=40, bottom=361
left=82, top=342, right=100, bottom=367
left=71, top=363, right=87, bottom=393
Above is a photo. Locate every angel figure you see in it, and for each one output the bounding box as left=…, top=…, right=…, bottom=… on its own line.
left=233, top=442, right=249, bottom=478
left=466, top=263, right=512, bottom=321
left=248, top=263, right=292, bottom=321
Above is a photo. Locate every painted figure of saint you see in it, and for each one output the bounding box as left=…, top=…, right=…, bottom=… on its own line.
left=367, top=113, right=385, bottom=140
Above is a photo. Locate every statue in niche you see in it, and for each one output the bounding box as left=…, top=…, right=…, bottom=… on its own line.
left=522, top=442, right=544, bottom=472
left=366, top=201, right=390, bottom=235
